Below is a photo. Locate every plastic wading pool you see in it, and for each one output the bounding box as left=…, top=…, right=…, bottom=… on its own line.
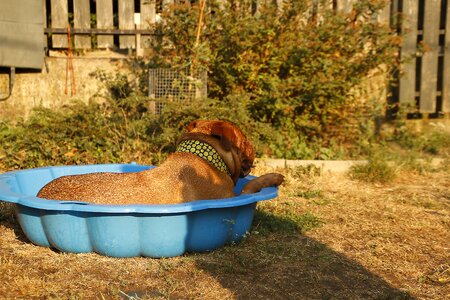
left=0, top=163, right=279, bottom=258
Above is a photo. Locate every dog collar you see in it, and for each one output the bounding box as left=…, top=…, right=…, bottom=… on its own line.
left=176, top=140, right=232, bottom=176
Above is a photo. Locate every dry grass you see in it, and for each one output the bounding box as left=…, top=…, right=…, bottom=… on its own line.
left=1, top=165, right=449, bottom=299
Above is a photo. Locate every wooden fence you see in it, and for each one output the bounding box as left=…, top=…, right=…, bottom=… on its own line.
left=45, top=0, right=160, bottom=49
left=42, top=0, right=450, bottom=117
left=396, top=0, right=450, bottom=117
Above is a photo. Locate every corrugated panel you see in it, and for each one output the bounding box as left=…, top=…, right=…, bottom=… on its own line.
left=0, top=0, right=44, bottom=69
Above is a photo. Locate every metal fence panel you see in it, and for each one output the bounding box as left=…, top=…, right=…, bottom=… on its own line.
left=148, top=68, right=208, bottom=114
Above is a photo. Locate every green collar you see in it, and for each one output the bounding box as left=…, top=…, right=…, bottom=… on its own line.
left=176, top=139, right=232, bottom=176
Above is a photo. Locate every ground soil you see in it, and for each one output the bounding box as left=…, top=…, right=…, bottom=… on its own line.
left=0, top=166, right=449, bottom=299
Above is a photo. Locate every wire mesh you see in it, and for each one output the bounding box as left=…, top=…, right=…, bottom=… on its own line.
left=148, top=67, right=207, bottom=114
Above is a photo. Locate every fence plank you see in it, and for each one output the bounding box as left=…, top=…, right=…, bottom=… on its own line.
left=119, top=0, right=135, bottom=48
left=443, top=1, right=450, bottom=113
left=420, top=0, right=441, bottom=113
left=399, top=0, right=418, bottom=109
left=141, top=0, right=156, bottom=49
left=96, top=0, right=114, bottom=48
left=51, top=0, right=68, bottom=48
left=74, top=0, right=91, bottom=49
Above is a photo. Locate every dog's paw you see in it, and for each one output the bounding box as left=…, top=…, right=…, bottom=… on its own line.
left=263, top=173, right=284, bottom=186
left=241, top=173, right=284, bottom=194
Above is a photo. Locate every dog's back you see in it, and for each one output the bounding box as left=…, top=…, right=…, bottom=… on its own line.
left=38, top=152, right=236, bottom=205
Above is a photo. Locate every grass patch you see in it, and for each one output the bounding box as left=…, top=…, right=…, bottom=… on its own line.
left=253, top=210, right=323, bottom=235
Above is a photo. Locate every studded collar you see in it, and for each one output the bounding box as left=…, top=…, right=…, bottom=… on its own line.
left=176, top=139, right=232, bottom=176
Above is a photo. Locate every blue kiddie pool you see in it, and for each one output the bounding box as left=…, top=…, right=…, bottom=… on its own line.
left=0, top=163, right=278, bottom=258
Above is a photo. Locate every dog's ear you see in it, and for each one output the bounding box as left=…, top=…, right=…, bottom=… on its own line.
left=210, top=122, right=236, bottom=151
left=210, top=122, right=255, bottom=164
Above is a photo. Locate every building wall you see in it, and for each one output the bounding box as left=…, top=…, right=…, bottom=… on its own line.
left=0, top=51, right=130, bottom=121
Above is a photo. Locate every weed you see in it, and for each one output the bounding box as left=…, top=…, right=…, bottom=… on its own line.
left=418, top=264, right=450, bottom=285
left=288, top=189, right=332, bottom=205
left=421, top=131, right=450, bottom=155
left=158, top=258, right=179, bottom=272
left=348, top=152, right=396, bottom=183
left=288, top=165, right=322, bottom=178
left=119, top=290, right=145, bottom=300
left=294, top=190, right=323, bottom=199
left=311, top=197, right=332, bottom=206
left=394, top=154, right=435, bottom=174
left=393, top=126, right=450, bottom=156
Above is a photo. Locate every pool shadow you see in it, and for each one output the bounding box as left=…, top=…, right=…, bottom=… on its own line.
left=2, top=200, right=414, bottom=298
left=193, top=210, right=414, bottom=299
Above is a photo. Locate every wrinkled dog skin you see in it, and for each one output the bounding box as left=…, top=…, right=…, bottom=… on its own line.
left=38, top=120, right=284, bottom=205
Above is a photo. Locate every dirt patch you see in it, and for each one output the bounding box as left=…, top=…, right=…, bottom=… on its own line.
left=0, top=167, right=449, bottom=299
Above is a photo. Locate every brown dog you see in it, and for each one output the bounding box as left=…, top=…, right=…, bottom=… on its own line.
left=37, top=120, right=284, bottom=205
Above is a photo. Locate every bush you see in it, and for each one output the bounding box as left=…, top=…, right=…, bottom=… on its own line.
left=0, top=96, right=273, bottom=170
left=148, top=0, right=400, bottom=157
left=0, top=100, right=158, bottom=170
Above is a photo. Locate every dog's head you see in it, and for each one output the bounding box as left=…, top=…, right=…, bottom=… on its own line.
left=184, top=120, right=255, bottom=180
